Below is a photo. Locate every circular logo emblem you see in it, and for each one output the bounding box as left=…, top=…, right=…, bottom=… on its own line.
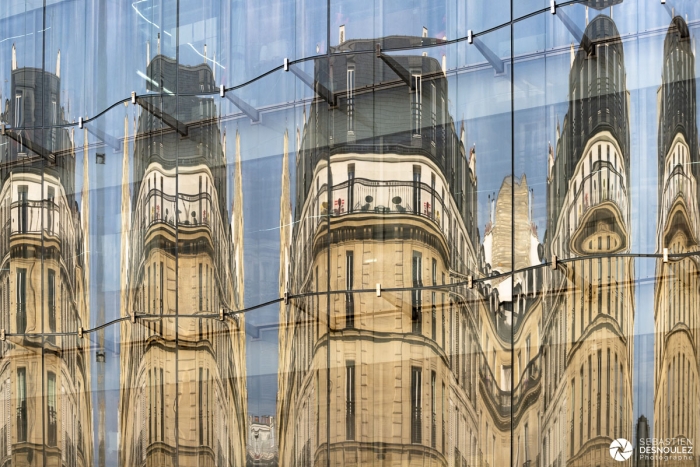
left=610, top=438, right=633, bottom=461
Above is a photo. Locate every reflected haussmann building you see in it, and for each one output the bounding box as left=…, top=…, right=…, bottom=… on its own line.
left=118, top=54, right=247, bottom=467
left=0, top=47, right=94, bottom=466
left=653, top=15, right=700, bottom=467
left=277, top=33, right=508, bottom=467
left=543, top=6, right=634, bottom=467
left=278, top=7, right=637, bottom=467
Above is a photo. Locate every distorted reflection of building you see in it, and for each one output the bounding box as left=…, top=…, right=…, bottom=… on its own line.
left=634, top=415, right=651, bottom=467
left=485, top=175, right=543, bottom=467
left=0, top=45, right=94, bottom=467
left=543, top=5, right=635, bottom=467
left=118, top=51, right=247, bottom=467
left=247, top=415, right=277, bottom=466
left=653, top=16, right=700, bottom=467
left=277, top=32, right=512, bottom=467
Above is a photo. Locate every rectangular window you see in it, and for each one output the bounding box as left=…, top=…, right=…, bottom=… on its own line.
left=17, top=368, right=26, bottom=442
left=606, top=349, right=611, bottom=433
left=199, top=367, right=204, bottom=444
left=47, top=372, right=57, bottom=446
left=431, top=371, right=436, bottom=448
left=153, top=261, right=157, bottom=315
left=160, top=368, right=164, bottom=441
left=431, top=83, right=437, bottom=143
left=430, top=174, right=436, bottom=220
left=571, top=378, right=575, bottom=455
left=441, top=383, right=445, bottom=453
left=347, top=66, right=355, bottom=133
left=199, top=263, right=203, bottom=310
left=48, top=269, right=56, bottom=344
left=597, top=258, right=602, bottom=315
left=614, top=354, right=619, bottom=434
left=148, top=266, right=151, bottom=314
left=347, top=164, right=355, bottom=213
left=524, top=423, right=529, bottom=462
left=580, top=366, right=584, bottom=447
left=412, top=74, right=422, bottom=135
left=588, top=356, right=592, bottom=439
left=597, top=350, right=602, bottom=435
left=502, top=365, right=512, bottom=391
left=345, top=251, right=354, bottom=329
left=441, top=293, right=446, bottom=349
left=619, top=362, right=623, bottom=436
left=159, top=262, right=164, bottom=314
left=346, top=361, right=355, bottom=440
left=18, top=185, right=28, bottom=233
left=411, top=367, right=422, bottom=443
left=16, top=268, right=27, bottom=333
left=14, top=91, right=23, bottom=128
left=431, top=292, right=437, bottom=341
left=412, top=251, right=422, bottom=334
left=413, top=166, right=422, bottom=215
left=48, top=269, right=56, bottom=332
left=47, top=186, right=55, bottom=234
left=148, top=370, right=152, bottom=443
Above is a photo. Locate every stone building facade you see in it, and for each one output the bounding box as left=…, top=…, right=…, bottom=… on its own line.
left=543, top=9, right=635, bottom=467
left=276, top=34, right=517, bottom=467
left=653, top=15, right=700, bottom=467
left=118, top=55, right=247, bottom=467
left=0, top=49, right=94, bottom=467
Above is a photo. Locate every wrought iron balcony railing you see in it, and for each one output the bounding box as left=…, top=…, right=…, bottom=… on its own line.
left=567, top=161, right=628, bottom=238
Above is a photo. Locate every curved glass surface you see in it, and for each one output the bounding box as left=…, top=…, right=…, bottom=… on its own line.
left=0, top=1, right=700, bottom=467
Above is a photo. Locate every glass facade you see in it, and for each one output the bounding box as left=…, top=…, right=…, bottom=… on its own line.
left=0, top=1, right=698, bottom=466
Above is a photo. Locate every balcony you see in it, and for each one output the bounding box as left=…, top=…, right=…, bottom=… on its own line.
left=0, top=198, right=84, bottom=287
left=567, top=161, right=629, bottom=254
left=133, top=188, right=233, bottom=303
left=659, top=164, right=699, bottom=238
left=512, top=355, right=541, bottom=410
left=479, top=362, right=510, bottom=419
left=139, top=188, right=208, bottom=231
left=479, top=354, right=542, bottom=422
left=323, top=177, right=448, bottom=237
left=8, top=199, right=59, bottom=237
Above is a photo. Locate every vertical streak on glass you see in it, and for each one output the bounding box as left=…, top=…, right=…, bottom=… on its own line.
left=509, top=1, right=516, bottom=466
left=174, top=2, right=181, bottom=467
left=326, top=0, right=332, bottom=463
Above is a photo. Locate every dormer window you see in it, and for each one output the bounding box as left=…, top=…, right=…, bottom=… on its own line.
left=347, top=65, right=355, bottom=133
left=412, top=73, right=422, bottom=136
left=431, top=83, right=436, bottom=144
left=14, top=91, right=23, bottom=127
